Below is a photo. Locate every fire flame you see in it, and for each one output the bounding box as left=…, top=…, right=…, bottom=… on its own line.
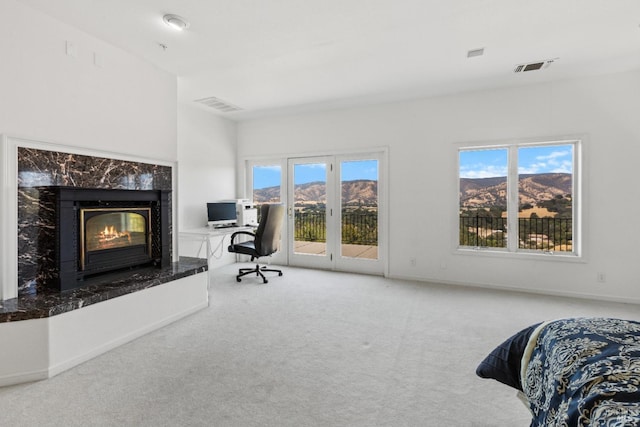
left=98, top=225, right=131, bottom=243
left=103, top=225, right=117, bottom=237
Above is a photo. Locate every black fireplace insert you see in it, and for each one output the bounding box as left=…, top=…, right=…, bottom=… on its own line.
left=37, top=187, right=171, bottom=291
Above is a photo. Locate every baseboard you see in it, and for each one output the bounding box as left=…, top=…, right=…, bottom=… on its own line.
left=387, top=273, right=640, bottom=306
left=0, top=369, right=49, bottom=388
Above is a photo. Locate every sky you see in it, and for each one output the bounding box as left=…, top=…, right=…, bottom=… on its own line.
left=253, top=160, right=378, bottom=189
left=459, top=144, right=573, bottom=179
left=253, top=165, right=282, bottom=189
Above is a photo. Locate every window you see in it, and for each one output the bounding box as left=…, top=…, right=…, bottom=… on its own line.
left=458, top=139, right=580, bottom=256
left=249, top=162, right=283, bottom=221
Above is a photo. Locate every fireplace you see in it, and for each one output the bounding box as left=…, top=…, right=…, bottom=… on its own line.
left=37, top=186, right=171, bottom=291
left=80, top=207, right=153, bottom=274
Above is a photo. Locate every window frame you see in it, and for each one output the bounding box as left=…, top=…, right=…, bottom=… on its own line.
left=455, top=137, right=583, bottom=261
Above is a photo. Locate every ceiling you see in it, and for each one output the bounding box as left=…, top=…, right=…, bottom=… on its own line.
left=17, top=0, right=640, bottom=120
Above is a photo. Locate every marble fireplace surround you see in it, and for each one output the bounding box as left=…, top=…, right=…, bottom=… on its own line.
left=17, top=146, right=173, bottom=295
left=0, top=136, right=210, bottom=386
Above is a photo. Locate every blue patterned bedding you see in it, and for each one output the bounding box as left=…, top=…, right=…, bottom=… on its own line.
left=521, top=317, right=640, bottom=426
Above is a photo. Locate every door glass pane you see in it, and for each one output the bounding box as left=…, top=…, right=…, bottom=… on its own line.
left=459, top=149, right=508, bottom=248
left=293, top=163, right=326, bottom=255
left=252, top=164, right=281, bottom=221
left=517, top=145, right=573, bottom=252
left=340, top=160, right=378, bottom=259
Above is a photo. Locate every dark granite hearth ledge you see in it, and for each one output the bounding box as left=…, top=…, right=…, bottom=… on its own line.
left=0, top=257, right=208, bottom=323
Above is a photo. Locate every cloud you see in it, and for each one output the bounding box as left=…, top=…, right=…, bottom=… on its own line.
left=254, top=165, right=282, bottom=172
left=300, top=163, right=327, bottom=169
left=461, top=146, right=573, bottom=178
left=520, top=149, right=572, bottom=174
left=460, top=164, right=507, bottom=179
left=536, top=150, right=570, bottom=161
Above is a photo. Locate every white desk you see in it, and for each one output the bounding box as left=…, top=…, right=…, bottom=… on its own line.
left=180, top=225, right=254, bottom=262
left=180, top=226, right=255, bottom=287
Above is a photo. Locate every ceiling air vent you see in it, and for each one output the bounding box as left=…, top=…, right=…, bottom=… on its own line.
left=194, top=96, right=242, bottom=113
left=467, top=48, right=485, bottom=58
left=514, top=58, right=557, bottom=73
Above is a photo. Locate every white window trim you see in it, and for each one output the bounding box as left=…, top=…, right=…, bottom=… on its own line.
left=454, top=135, right=585, bottom=262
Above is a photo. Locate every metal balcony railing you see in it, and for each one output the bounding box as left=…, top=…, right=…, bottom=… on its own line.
left=294, top=211, right=378, bottom=246
left=459, top=215, right=572, bottom=251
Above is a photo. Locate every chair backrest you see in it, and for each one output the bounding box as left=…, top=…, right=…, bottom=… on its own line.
left=254, top=204, right=285, bottom=256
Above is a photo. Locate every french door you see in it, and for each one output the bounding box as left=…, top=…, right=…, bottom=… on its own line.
left=288, top=156, right=334, bottom=269
left=287, top=153, right=384, bottom=275
left=248, top=160, right=287, bottom=265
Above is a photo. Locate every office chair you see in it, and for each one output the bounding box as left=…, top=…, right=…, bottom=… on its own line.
left=228, top=204, right=285, bottom=283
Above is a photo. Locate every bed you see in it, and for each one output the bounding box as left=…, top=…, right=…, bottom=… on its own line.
left=476, top=317, right=640, bottom=426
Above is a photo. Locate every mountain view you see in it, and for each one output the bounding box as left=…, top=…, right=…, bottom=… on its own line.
left=459, top=172, right=573, bottom=251
left=254, top=174, right=569, bottom=211
left=253, top=180, right=379, bottom=247
left=253, top=174, right=572, bottom=251
left=254, top=180, right=378, bottom=207
left=460, top=173, right=572, bottom=209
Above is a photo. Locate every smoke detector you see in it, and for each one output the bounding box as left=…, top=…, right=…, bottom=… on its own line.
left=514, top=58, right=557, bottom=73
left=194, top=96, right=242, bottom=113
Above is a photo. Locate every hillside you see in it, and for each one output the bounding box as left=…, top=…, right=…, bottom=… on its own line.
left=254, top=179, right=378, bottom=206
left=254, top=174, right=568, bottom=210
left=341, top=179, right=378, bottom=206
left=460, top=173, right=572, bottom=209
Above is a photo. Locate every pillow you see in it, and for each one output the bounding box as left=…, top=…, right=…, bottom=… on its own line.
left=475, top=322, right=541, bottom=391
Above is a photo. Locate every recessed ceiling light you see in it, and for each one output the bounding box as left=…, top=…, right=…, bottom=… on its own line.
left=163, top=14, right=190, bottom=31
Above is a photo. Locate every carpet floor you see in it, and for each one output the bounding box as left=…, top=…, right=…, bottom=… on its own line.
left=1, top=264, right=638, bottom=426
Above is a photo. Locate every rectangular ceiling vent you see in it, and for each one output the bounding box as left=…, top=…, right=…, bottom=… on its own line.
left=514, top=58, right=557, bottom=73
left=467, top=48, right=485, bottom=58
left=194, top=96, right=242, bottom=113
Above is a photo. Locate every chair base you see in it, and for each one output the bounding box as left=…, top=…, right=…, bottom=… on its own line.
left=237, top=264, right=283, bottom=284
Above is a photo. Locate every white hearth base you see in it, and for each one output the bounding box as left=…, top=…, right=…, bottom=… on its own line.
left=0, top=272, right=208, bottom=387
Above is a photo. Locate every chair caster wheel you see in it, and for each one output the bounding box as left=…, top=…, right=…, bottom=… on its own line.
left=236, top=277, right=241, bottom=282
left=263, top=279, right=268, bottom=284
left=278, top=272, right=283, bottom=276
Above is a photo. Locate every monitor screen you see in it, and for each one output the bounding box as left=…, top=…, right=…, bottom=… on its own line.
left=207, top=202, right=237, bottom=227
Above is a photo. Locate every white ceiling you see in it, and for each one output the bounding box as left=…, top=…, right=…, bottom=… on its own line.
left=17, top=0, right=640, bottom=120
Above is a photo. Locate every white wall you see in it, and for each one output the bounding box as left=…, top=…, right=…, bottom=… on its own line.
left=177, top=103, right=238, bottom=267
left=177, top=103, right=237, bottom=230
left=237, top=70, right=640, bottom=303
left=0, top=0, right=176, bottom=160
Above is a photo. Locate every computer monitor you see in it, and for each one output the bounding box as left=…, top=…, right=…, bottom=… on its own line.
left=206, top=202, right=237, bottom=227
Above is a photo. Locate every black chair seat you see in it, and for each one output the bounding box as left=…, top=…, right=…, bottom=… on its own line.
left=227, top=204, right=284, bottom=284
left=228, top=241, right=257, bottom=257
